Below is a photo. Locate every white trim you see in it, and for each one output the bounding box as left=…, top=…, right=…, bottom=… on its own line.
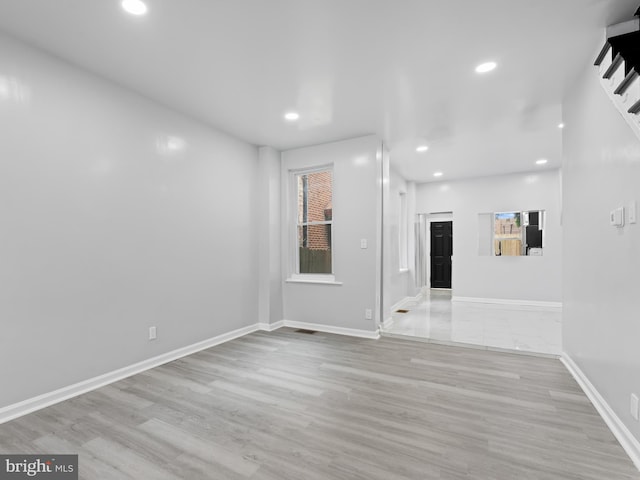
left=425, top=212, right=453, bottom=288
left=452, top=296, right=562, bottom=308
left=0, top=319, right=382, bottom=424
left=290, top=165, right=335, bottom=278
left=561, top=353, right=640, bottom=472
left=285, top=277, right=343, bottom=286
left=399, top=191, right=408, bottom=270
left=258, top=321, right=285, bottom=332
left=0, top=323, right=260, bottom=425
left=382, top=292, right=425, bottom=330
left=390, top=292, right=424, bottom=312
left=425, top=212, right=454, bottom=221
left=375, top=142, right=385, bottom=332
left=281, top=320, right=380, bottom=339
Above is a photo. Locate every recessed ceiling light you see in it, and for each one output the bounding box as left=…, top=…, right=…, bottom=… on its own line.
left=475, top=61, right=497, bottom=73
left=536, top=159, right=548, bottom=165
left=121, top=0, right=148, bottom=15
left=416, top=145, right=429, bottom=153
left=558, top=123, right=565, bottom=129
left=433, top=172, right=443, bottom=177
left=284, top=112, right=300, bottom=121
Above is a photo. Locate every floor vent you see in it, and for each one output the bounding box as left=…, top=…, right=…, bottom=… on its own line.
left=294, top=329, right=316, bottom=334
left=396, top=309, right=410, bottom=313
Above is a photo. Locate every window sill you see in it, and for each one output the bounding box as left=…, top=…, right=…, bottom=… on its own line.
left=286, top=276, right=343, bottom=286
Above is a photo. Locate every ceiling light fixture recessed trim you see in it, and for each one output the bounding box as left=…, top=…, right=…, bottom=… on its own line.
left=433, top=172, right=443, bottom=177
left=558, top=123, right=565, bottom=129
left=121, top=0, right=148, bottom=15
left=475, top=61, right=497, bottom=73
left=416, top=145, right=429, bottom=153
left=536, top=159, right=548, bottom=165
left=284, top=112, right=300, bottom=121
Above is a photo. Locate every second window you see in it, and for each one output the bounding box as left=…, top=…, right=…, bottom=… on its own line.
left=296, top=168, right=333, bottom=275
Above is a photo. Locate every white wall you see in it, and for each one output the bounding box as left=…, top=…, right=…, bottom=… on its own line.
left=563, top=42, right=640, bottom=445
left=0, top=33, right=259, bottom=408
left=415, top=170, right=563, bottom=303
left=281, top=136, right=381, bottom=333
left=258, top=146, right=282, bottom=326
left=382, top=162, right=418, bottom=321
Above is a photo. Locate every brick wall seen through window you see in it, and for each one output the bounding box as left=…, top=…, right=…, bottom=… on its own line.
left=296, top=169, right=332, bottom=274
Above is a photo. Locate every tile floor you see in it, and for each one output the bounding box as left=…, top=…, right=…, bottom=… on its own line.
left=382, top=290, right=562, bottom=356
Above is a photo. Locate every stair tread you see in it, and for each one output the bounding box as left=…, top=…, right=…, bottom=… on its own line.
left=594, top=42, right=611, bottom=66
left=614, top=69, right=639, bottom=95
left=627, top=98, right=640, bottom=114
left=602, top=53, right=624, bottom=79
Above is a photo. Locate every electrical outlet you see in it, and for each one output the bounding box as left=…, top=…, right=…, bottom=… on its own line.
left=365, top=309, right=373, bottom=320
left=149, top=326, right=157, bottom=340
left=631, top=393, right=639, bottom=421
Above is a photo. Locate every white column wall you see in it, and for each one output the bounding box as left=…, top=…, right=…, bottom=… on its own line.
left=258, top=146, right=283, bottom=326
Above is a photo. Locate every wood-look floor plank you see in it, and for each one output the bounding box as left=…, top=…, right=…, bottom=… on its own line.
left=0, top=328, right=638, bottom=479
left=138, top=418, right=259, bottom=478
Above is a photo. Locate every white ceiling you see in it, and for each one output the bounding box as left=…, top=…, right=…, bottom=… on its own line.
left=0, top=0, right=637, bottom=182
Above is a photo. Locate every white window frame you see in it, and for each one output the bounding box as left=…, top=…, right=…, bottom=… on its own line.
left=399, top=191, right=408, bottom=271
left=287, top=165, right=339, bottom=284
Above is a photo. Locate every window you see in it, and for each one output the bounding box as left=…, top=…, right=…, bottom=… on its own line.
left=399, top=192, right=408, bottom=270
left=294, top=167, right=333, bottom=275
left=478, top=210, right=545, bottom=256
left=494, top=211, right=523, bottom=256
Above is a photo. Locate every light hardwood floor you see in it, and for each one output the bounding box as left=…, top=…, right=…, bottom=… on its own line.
left=1, top=328, right=638, bottom=479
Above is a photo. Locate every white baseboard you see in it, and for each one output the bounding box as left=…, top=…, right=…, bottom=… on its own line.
left=382, top=292, right=426, bottom=331
left=0, top=318, right=381, bottom=424
left=390, top=292, right=424, bottom=312
left=258, top=320, right=284, bottom=332
left=0, top=323, right=261, bottom=425
left=452, top=296, right=562, bottom=308
left=561, top=353, right=640, bottom=471
left=280, top=320, right=380, bottom=340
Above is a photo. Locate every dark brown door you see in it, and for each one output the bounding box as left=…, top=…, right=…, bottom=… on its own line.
left=430, top=221, right=452, bottom=288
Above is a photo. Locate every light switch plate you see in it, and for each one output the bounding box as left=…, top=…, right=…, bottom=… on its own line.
left=629, top=201, right=637, bottom=224
left=610, top=207, right=625, bottom=227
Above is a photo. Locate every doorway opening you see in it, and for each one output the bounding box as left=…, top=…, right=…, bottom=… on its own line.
left=430, top=220, right=452, bottom=289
